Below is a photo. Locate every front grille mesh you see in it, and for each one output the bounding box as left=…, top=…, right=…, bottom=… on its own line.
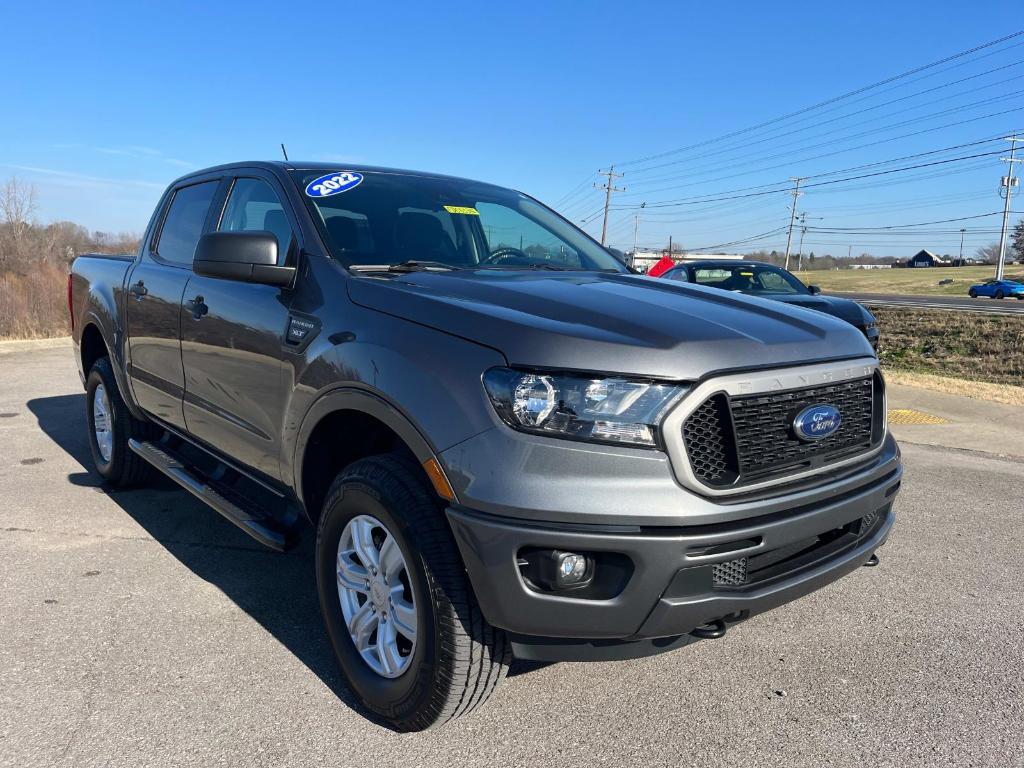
left=712, top=557, right=748, bottom=586
left=682, top=375, right=877, bottom=489
left=681, top=394, right=737, bottom=485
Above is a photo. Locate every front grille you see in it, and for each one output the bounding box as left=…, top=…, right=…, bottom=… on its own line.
left=682, top=374, right=880, bottom=489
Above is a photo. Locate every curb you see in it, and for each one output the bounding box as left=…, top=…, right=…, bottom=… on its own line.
left=0, top=337, right=72, bottom=354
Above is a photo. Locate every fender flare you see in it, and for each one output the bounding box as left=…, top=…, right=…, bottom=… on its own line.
left=290, top=386, right=441, bottom=508
left=79, top=311, right=148, bottom=421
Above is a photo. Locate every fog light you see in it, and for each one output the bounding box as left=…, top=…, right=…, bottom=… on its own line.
left=558, top=553, right=588, bottom=585
left=518, top=549, right=595, bottom=592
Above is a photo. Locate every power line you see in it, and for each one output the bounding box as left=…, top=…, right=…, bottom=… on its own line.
left=625, top=68, right=1024, bottom=182
left=615, top=31, right=1024, bottom=168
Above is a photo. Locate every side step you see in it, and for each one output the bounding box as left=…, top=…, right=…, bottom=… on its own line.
left=129, top=438, right=298, bottom=551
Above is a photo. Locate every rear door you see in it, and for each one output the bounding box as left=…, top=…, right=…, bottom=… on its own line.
left=125, top=179, right=220, bottom=429
left=179, top=172, right=298, bottom=480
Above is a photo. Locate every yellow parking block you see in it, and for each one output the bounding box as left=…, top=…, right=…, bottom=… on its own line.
left=887, top=408, right=951, bottom=425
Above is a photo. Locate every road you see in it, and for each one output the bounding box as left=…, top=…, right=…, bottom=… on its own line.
left=1, top=345, right=1022, bottom=768
left=833, top=291, right=1024, bottom=315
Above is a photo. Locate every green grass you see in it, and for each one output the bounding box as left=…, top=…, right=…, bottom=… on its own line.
left=791, top=265, right=1024, bottom=297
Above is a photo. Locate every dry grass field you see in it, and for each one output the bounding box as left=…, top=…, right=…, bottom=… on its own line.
left=873, top=306, right=1024, bottom=386
left=792, top=265, right=1024, bottom=296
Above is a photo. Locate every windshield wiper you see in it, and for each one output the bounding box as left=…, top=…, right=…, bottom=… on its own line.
left=349, top=260, right=461, bottom=274
left=477, top=263, right=571, bottom=271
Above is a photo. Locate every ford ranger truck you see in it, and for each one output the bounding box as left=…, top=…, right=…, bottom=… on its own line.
left=68, top=162, right=900, bottom=731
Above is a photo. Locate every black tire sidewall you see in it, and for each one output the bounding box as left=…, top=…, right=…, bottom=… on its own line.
left=969, top=290, right=977, bottom=298
left=86, top=359, right=123, bottom=481
left=316, top=477, right=439, bottom=721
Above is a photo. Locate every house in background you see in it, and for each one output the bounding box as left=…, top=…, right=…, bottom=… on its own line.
left=906, top=249, right=949, bottom=268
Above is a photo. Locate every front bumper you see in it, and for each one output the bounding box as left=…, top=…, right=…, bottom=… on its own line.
left=447, top=448, right=899, bottom=661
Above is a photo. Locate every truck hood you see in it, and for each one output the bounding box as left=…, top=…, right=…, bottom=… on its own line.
left=348, top=271, right=874, bottom=380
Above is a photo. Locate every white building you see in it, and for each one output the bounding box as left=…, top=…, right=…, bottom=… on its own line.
left=625, top=250, right=745, bottom=273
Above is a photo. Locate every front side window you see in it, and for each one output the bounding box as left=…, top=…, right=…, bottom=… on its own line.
left=155, top=181, right=219, bottom=266
left=290, top=170, right=625, bottom=272
left=219, top=178, right=292, bottom=261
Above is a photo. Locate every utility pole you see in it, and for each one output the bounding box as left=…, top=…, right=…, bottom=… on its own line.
left=783, top=177, right=804, bottom=271
left=632, top=215, right=641, bottom=254
left=795, top=212, right=823, bottom=272
left=959, top=228, right=966, bottom=265
left=668, top=235, right=673, bottom=259
left=796, top=213, right=807, bottom=273
left=995, top=134, right=1020, bottom=281
left=595, top=166, right=625, bottom=246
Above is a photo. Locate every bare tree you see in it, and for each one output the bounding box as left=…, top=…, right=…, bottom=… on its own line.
left=0, top=177, right=38, bottom=244
left=975, top=242, right=1001, bottom=263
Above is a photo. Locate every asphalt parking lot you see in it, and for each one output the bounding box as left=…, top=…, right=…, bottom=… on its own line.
left=1, top=344, right=1022, bottom=768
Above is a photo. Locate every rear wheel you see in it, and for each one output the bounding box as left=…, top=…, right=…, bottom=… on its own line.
left=968, top=289, right=977, bottom=298
left=86, top=357, right=156, bottom=487
left=995, top=289, right=1005, bottom=300
left=315, top=454, right=510, bottom=731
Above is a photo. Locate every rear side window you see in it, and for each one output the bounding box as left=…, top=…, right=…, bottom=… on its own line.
left=155, top=181, right=219, bottom=266
left=219, top=178, right=293, bottom=261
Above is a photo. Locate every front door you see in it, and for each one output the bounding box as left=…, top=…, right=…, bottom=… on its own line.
left=179, top=174, right=297, bottom=481
left=125, top=179, right=220, bottom=430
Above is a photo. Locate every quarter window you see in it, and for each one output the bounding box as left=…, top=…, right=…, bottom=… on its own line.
left=155, top=181, right=219, bottom=266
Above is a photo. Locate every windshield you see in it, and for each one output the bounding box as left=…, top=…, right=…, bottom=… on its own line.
left=290, top=170, right=626, bottom=272
left=688, top=264, right=809, bottom=295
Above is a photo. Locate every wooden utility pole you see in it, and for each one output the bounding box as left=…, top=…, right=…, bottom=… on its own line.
left=783, top=177, right=804, bottom=271
left=595, top=166, right=625, bottom=246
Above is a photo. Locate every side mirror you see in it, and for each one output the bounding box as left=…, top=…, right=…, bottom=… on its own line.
left=808, top=284, right=821, bottom=295
left=193, top=231, right=295, bottom=287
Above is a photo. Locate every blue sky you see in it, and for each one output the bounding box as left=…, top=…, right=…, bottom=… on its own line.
left=2, top=1, right=1021, bottom=257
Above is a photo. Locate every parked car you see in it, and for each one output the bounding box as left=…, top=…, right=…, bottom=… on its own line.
left=968, top=278, right=1024, bottom=299
left=659, top=260, right=879, bottom=349
left=69, top=162, right=899, bottom=730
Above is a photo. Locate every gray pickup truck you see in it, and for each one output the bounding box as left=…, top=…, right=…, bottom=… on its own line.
left=69, top=161, right=900, bottom=731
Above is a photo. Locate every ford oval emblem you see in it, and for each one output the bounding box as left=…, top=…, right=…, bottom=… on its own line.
left=793, top=403, right=842, bottom=441
left=305, top=171, right=364, bottom=198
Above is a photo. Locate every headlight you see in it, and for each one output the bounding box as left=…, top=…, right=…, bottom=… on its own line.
left=482, top=367, right=686, bottom=447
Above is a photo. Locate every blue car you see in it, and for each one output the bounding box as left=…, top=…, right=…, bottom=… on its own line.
left=968, top=279, right=1024, bottom=300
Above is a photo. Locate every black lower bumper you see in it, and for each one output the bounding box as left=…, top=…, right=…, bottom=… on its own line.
left=446, top=461, right=899, bottom=662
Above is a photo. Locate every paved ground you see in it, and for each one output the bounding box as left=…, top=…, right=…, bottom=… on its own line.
left=834, top=291, right=1024, bottom=315
left=1, top=345, right=1022, bottom=768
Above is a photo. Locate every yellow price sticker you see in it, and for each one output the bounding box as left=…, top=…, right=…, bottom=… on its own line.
left=443, top=205, right=480, bottom=215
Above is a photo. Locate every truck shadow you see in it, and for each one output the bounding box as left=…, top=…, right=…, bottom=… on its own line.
left=27, top=393, right=544, bottom=729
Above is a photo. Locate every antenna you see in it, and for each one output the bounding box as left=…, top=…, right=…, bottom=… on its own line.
left=280, top=143, right=289, bottom=161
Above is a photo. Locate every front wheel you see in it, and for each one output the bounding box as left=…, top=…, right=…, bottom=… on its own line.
left=995, top=290, right=1005, bottom=300
left=316, top=454, right=510, bottom=731
left=968, top=289, right=977, bottom=298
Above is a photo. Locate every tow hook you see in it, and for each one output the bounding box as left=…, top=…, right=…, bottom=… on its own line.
left=864, top=553, right=880, bottom=567
left=689, top=618, right=727, bottom=640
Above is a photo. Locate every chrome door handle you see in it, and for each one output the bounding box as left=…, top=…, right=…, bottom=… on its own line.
left=129, top=280, right=148, bottom=300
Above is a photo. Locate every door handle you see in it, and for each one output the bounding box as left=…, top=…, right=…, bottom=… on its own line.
left=187, top=295, right=208, bottom=320
left=129, top=280, right=148, bottom=300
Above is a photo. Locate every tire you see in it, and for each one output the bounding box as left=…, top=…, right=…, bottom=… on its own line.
left=968, top=289, right=977, bottom=298
left=85, top=357, right=157, bottom=487
left=316, top=453, right=510, bottom=731
left=995, top=290, right=1005, bottom=300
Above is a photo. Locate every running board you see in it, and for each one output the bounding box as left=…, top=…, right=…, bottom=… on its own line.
left=129, top=438, right=297, bottom=551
